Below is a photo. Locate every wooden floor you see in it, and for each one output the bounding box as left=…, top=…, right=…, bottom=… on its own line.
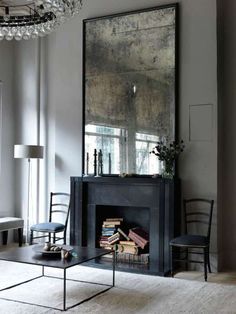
left=1, top=243, right=236, bottom=285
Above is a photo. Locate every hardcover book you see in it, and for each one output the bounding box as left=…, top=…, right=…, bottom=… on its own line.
left=106, top=218, right=123, bottom=222
left=116, top=244, right=139, bottom=255
left=102, top=253, right=149, bottom=264
left=128, top=227, right=149, bottom=249
left=102, top=224, right=116, bottom=228
left=117, top=228, right=130, bottom=240
left=108, top=232, right=120, bottom=244
left=119, top=240, right=136, bottom=246
left=103, top=221, right=121, bottom=226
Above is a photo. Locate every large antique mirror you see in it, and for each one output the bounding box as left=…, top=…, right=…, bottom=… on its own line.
left=83, top=4, right=178, bottom=175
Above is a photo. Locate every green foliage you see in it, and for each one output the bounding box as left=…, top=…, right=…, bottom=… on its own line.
left=150, top=140, right=185, bottom=164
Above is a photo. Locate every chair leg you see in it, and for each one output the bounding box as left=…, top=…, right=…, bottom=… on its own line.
left=204, top=248, right=208, bottom=282
left=207, top=248, right=212, bottom=273
left=30, top=230, right=33, bottom=245
left=170, top=246, right=174, bottom=277
left=49, top=233, right=51, bottom=243
left=53, top=233, right=56, bottom=244
left=63, top=231, right=66, bottom=245
left=2, top=231, right=8, bottom=245
left=18, top=228, right=23, bottom=247
left=185, top=248, right=189, bottom=271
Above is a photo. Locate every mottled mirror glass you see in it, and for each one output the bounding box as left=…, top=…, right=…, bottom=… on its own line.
left=83, top=5, right=177, bottom=175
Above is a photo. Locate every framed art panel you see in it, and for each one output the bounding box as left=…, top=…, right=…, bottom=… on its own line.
left=83, top=4, right=178, bottom=175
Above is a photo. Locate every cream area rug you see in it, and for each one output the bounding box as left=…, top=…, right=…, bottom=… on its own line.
left=0, top=261, right=235, bottom=314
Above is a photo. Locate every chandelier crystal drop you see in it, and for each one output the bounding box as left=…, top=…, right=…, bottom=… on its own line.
left=0, top=0, right=83, bottom=41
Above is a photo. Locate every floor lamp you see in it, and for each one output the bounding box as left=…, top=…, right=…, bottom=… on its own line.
left=14, top=145, right=44, bottom=244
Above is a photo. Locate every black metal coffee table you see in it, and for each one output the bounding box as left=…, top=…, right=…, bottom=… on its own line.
left=0, top=245, right=115, bottom=311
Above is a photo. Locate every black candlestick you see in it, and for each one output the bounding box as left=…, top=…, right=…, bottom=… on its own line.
left=86, top=152, right=89, bottom=175
left=93, top=149, right=97, bottom=176
left=108, top=153, right=111, bottom=174
left=98, top=149, right=103, bottom=176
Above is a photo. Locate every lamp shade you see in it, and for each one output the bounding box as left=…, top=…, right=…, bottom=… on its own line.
left=14, top=145, right=44, bottom=159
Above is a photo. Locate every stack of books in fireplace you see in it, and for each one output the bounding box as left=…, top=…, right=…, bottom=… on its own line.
left=99, top=218, right=149, bottom=264
left=99, top=218, right=123, bottom=249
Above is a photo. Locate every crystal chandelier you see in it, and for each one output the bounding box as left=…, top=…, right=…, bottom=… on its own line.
left=0, top=0, right=83, bottom=41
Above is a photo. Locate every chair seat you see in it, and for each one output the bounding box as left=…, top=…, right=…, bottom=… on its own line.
left=30, top=222, right=65, bottom=233
left=170, top=234, right=209, bottom=248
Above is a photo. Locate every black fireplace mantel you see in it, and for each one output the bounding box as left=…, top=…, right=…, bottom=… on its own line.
left=70, top=176, right=180, bottom=276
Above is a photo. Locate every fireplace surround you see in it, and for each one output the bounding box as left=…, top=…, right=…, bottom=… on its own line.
left=70, top=176, right=180, bottom=276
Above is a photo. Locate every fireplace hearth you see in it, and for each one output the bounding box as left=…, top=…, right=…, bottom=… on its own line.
left=70, top=176, right=180, bottom=276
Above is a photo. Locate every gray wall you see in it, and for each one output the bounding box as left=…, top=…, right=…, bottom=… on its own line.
left=0, top=42, right=14, bottom=217
left=0, top=41, right=15, bottom=241
left=14, top=0, right=218, bottom=267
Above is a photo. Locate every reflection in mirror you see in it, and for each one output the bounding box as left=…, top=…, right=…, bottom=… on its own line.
left=83, top=5, right=177, bottom=175
left=85, top=124, right=162, bottom=175
left=85, top=124, right=124, bottom=174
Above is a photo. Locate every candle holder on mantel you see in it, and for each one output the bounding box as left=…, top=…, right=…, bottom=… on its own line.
left=83, top=152, right=90, bottom=177
left=108, top=153, right=111, bottom=174
left=97, top=149, right=103, bottom=176
left=93, top=149, right=97, bottom=176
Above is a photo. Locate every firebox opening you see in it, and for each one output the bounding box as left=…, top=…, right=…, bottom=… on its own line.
left=96, top=205, right=150, bottom=241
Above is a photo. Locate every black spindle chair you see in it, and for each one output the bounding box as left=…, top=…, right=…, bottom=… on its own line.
left=30, top=192, right=70, bottom=245
left=170, top=198, right=214, bottom=281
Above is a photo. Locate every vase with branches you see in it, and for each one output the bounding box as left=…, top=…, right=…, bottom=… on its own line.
left=150, top=140, right=185, bottom=178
